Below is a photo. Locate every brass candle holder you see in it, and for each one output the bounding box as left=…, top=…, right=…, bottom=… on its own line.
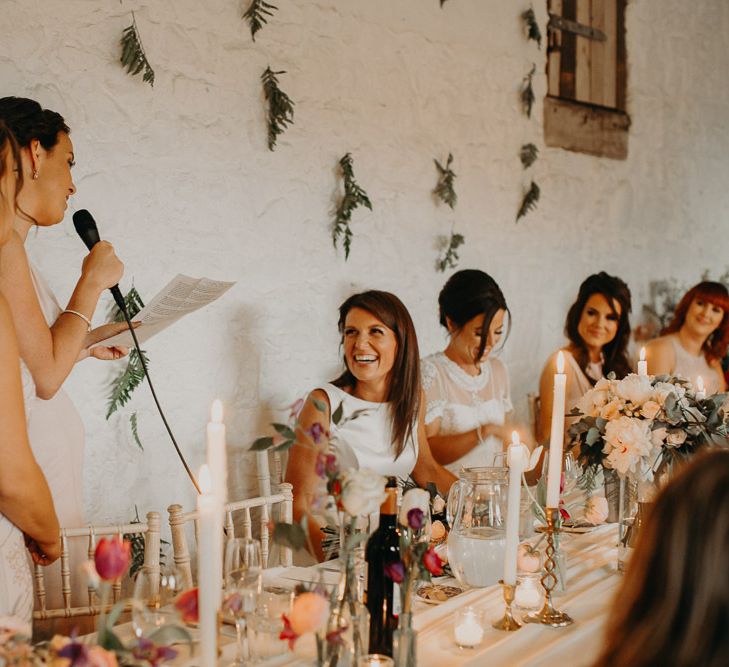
left=492, top=579, right=521, bottom=631
left=524, top=507, right=574, bottom=627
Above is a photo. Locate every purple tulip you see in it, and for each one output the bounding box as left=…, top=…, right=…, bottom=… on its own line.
left=407, top=508, right=425, bottom=530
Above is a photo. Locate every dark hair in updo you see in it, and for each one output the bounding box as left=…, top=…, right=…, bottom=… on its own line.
left=565, top=272, right=632, bottom=381
left=0, top=120, right=23, bottom=200
left=0, top=97, right=70, bottom=150
left=438, top=269, right=510, bottom=360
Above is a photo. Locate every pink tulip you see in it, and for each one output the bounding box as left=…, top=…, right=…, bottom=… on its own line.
left=94, top=536, right=131, bottom=581
left=422, top=547, right=444, bottom=576
left=174, top=588, right=199, bottom=624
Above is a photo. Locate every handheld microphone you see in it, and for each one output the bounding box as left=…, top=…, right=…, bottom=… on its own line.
left=70, top=208, right=201, bottom=494
left=72, top=209, right=127, bottom=314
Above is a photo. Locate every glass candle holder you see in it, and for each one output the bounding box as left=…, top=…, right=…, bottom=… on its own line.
left=514, top=572, right=543, bottom=611
left=453, top=607, right=484, bottom=649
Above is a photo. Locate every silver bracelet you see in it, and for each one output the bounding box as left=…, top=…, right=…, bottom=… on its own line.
left=62, top=309, right=92, bottom=332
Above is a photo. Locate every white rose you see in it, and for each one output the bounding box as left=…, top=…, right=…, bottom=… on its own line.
left=666, top=429, right=687, bottom=447
left=603, top=416, right=656, bottom=476
left=399, top=488, right=430, bottom=527
left=578, top=384, right=609, bottom=417
left=650, top=427, right=668, bottom=447
left=640, top=400, right=661, bottom=420
left=615, top=374, right=654, bottom=407
left=584, top=496, right=609, bottom=525
left=340, top=469, right=387, bottom=517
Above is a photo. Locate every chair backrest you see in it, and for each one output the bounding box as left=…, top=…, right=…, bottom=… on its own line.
left=168, top=482, right=293, bottom=590
left=255, top=450, right=285, bottom=497
left=33, top=511, right=161, bottom=621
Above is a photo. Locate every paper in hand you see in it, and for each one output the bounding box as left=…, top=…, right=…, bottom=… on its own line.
left=99, top=274, right=235, bottom=348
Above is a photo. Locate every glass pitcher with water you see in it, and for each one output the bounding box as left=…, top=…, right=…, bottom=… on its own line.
left=446, top=466, right=508, bottom=588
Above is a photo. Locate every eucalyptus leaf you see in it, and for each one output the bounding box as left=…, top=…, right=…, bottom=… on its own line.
left=251, top=436, right=275, bottom=451
left=332, top=401, right=344, bottom=426
left=585, top=427, right=601, bottom=446
left=273, top=522, right=307, bottom=550
left=273, top=423, right=296, bottom=440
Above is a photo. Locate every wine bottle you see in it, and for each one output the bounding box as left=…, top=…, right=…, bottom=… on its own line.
left=365, top=476, right=400, bottom=656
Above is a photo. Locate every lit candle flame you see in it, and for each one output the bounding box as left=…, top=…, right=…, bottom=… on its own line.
left=640, top=347, right=646, bottom=362
left=199, top=464, right=212, bottom=494
left=556, top=351, right=565, bottom=374
left=697, top=375, right=705, bottom=393
left=211, top=399, right=223, bottom=423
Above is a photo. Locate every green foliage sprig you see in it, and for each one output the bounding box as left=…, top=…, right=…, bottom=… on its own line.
left=516, top=181, right=540, bottom=221
left=125, top=506, right=169, bottom=580
left=243, top=0, right=278, bottom=41
left=522, top=8, right=542, bottom=48
left=332, top=153, right=373, bottom=260
left=120, top=13, right=155, bottom=88
left=262, top=67, right=295, bottom=151
left=520, top=143, right=539, bottom=169
left=520, top=63, right=536, bottom=118
left=437, top=232, right=465, bottom=272
left=433, top=153, right=457, bottom=209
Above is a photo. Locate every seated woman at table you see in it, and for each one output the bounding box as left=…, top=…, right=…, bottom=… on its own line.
left=0, top=121, right=60, bottom=623
left=286, top=290, right=457, bottom=560
left=422, top=269, right=530, bottom=473
left=593, top=449, right=729, bottom=667
left=645, top=281, right=728, bottom=394
left=538, top=272, right=633, bottom=444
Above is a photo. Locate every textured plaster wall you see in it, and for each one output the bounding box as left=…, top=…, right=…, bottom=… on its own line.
left=1, top=1, right=728, bottom=529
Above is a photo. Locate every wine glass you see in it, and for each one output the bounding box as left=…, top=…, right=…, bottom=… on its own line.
left=223, top=538, right=262, bottom=666
left=131, top=565, right=185, bottom=638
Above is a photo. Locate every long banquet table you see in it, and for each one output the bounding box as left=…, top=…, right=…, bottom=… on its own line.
left=261, top=523, right=620, bottom=667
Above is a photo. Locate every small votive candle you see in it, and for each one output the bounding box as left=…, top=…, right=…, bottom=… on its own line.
left=358, top=655, right=395, bottom=667
left=454, top=607, right=484, bottom=648
left=515, top=573, right=543, bottom=611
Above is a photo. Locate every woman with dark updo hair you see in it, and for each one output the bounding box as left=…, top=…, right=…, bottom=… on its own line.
left=538, top=272, right=632, bottom=444
left=422, top=270, right=529, bottom=472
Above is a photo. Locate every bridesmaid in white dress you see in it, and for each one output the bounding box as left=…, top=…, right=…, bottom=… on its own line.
left=422, top=270, right=529, bottom=473
left=286, top=290, right=457, bottom=560
left=0, top=98, right=127, bottom=607
left=0, top=121, right=60, bottom=623
left=646, top=281, right=728, bottom=394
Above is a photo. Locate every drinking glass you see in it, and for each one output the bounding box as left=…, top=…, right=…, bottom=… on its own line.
left=223, top=538, right=263, bottom=666
left=131, top=566, right=185, bottom=638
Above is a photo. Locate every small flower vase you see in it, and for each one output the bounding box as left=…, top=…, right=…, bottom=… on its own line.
left=603, top=468, right=621, bottom=523
left=392, top=612, right=417, bottom=667
left=618, top=477, right=657, bottom=572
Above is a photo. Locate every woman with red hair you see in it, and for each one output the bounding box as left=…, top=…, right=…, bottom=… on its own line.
left=646, top=281, right=729, bottom=393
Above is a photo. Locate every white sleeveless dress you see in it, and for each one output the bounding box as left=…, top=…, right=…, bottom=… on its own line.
left=669, top=335, right=723, bottom=395
left=319, top=384, right=418, bottom=480
left=26, top=264, right=86, bottom=608
left=0, top=361, right=36, bottom=623
left=421, top=352, right=512, bottom=473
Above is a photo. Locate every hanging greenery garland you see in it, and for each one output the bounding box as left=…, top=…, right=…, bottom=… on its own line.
left=516, top=181, right=540, bottom=222
left=437, top=230, right=465, bottom=272
left=520, top=63, right=536, bottom=118
left=519, top=143, right=539, bottom=169
left=522, top=8, right=542, bottom=48
left=243, top=0, right=278, bottom=41
left=262, top=67, right=295, bottom=151
left=433, top=153, right=457, bottom=209
left=332, top=153, right=373, bottom=260
left=120, top=13, right=155, bottom=87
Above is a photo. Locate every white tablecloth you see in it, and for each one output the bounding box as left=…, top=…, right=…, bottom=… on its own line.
left=261, top=524, right=619, bottom=667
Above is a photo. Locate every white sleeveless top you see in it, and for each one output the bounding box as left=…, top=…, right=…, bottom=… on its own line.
left=319, top=384, right=418, bottom=480
left=421, top=352, right=512, bottom=473
left=669, top=335, right=723, bottom=395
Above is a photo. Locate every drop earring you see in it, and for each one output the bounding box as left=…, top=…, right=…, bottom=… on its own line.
left=32, top=169, right=39, bottom=180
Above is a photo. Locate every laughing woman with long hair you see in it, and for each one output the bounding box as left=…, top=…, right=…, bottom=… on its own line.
left=646, top=281, right=729, bottom=394
left=286, top=290, right=457, bottom=560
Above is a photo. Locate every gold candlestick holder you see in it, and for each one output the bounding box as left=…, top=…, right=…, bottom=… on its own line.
left=524, top=507, right=574, bottom=627
left=492, top=579, right=521, bottom=631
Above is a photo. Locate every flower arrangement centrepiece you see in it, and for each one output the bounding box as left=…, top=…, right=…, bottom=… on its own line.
left=1, top=536, right=190, bottom=667
left=568, top=372, right=729, bottom=565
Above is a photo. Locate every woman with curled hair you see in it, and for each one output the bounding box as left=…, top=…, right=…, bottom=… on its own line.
left=538, top=272, right=633, bottom=444
left=422, top=269, right=530, bottom=472
left=286, top=290, right=457, bottom=560
left=593, top=449, right=729, bottom=667
left=646, top=281, right=728, bottom=394
left=0, top=121, right=60, bottom=623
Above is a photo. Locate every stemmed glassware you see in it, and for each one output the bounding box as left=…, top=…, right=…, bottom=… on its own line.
left=223, top=538, right=263, bottom=666
left=131, top=565, right=185, bottom=638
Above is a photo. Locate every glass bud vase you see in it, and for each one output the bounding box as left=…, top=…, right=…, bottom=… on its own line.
left=392, top=612, right=417, bottom=667
left=618, top=477, right=656, bottom=572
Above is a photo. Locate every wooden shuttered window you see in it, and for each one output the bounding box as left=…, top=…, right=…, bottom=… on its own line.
left=544, top=0, right=630, bottom=159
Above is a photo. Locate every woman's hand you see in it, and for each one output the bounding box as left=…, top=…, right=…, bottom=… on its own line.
left=25, top=534, right=61, bottom=566
left=80, top=241, right=124, bottom=293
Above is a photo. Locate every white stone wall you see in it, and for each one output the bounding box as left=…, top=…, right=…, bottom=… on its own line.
left=1, top=0, right=728, bottom=527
